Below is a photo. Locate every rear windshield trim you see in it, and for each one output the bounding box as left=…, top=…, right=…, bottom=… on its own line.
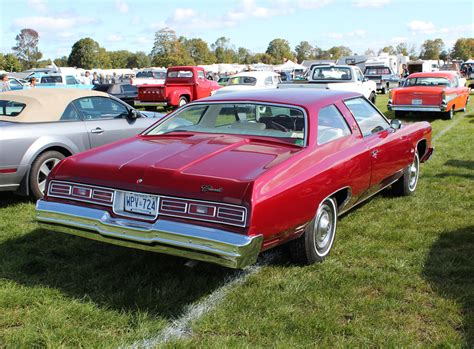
left=0, top=100, right=27, bottom=117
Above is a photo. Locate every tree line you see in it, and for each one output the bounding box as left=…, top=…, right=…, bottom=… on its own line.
left=1, top=28, right=473, bottom=72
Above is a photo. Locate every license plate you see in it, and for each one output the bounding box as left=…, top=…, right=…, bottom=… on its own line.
left=411, top=99, right=422, bottom=105
left=124, top=192, right=158, bottom=216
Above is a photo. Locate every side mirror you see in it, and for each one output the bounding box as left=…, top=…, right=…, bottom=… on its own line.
left=390, top=119, right=402, bottom=130
left=128, top=109, right=139, bottom=119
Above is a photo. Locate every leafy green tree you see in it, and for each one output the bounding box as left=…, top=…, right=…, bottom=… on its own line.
left=378, top=45, right=396, bottom=55
left=53, top=56, right=69, bottom=66
left=127, top=51, right=151, bottom=68
left=327, top=46, right=352, bottom=59
left=211, top=37, right=236, bottom=63
left=451, top=38, right=474, bottom=61
left=266, top=38, right=294, bottom=63
left=295, top=41, right=315, bottom=63
left=251, top=53, right=274, bottom=64
left=236, top=47, right=252, bottom=64
left=68, top=38, right=102, bottom=69
left=98, top=48, right=112, bottom=68
left=2, top=54, right=22, bottom=72
left=150, top=28, right=192, bottom=67
left=182, top=38, right=215, bottom=64
left=108, top=50, right=133, bottom=68
left=0, top=53, right=5, bottom=70
left=12, top=28, right=42, bottom=69
left=419, top=38, right=444, bottom=60
left=36, top=59, right=51, bottom=68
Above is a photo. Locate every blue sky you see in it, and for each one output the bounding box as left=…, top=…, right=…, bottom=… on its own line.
left=0, top=0, right=473, bottom=60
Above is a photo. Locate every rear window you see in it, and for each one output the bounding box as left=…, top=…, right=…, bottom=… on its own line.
left=121, top=84, right=137, bottom=93
left=364, top=67, right=391, bottom=75
left=41, top=76, right=62, bottom=83
left=167, top=70, right=193, bottom=78
left=0, top=100, right=26, bottom=116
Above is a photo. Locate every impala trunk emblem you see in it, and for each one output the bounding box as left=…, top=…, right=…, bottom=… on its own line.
left=201, top=185, right=223, bottom=193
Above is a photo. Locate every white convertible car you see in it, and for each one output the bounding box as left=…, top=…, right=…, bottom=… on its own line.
left=214, top=71, right=280, bottom=95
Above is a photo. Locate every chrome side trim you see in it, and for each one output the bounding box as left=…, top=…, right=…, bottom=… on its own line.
left=36, top=200, right=262, bottom=269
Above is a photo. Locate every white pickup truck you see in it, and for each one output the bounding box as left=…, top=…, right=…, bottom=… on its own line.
left=279, top=65, right=377, bottom=103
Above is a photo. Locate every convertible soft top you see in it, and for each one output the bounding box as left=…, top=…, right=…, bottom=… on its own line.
left=0, top=88, right=109, bottom=123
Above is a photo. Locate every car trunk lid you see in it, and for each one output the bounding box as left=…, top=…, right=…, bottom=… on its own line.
left=55, top=134, right=301, bottom=203
left=393, top=86, right=444, bottom=105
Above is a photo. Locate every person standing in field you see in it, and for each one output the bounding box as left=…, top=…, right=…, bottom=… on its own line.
left=0, top=74, right=11, bottom=92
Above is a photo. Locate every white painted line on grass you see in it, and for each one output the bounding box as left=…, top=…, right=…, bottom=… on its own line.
left=433, top=114, right=466, bottom=142
left=129, top=252, right=277, bottom=348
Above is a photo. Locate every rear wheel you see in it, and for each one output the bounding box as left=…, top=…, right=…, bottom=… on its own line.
left=442, top=107, right=454, bottom=120
left=289, top=197, right=338, bottom=264
left=381, top=87, right=387, bottom=94
left=369, top=92, right=376, bottom=104
left=178, top=96, right=188, bottom=107
left=29, top=151, right=65, bottom=199
left=391, top=151, right=419, bottom=196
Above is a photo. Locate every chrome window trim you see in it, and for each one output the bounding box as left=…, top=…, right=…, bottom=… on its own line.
left=144, top=100, right=309, bottom=148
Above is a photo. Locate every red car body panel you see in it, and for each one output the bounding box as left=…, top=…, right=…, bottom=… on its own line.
left=389, top=71, right=469, bottom=113
left=136, top=66, right=220, bottom=107
left=40, top=89, right=433, bottom=267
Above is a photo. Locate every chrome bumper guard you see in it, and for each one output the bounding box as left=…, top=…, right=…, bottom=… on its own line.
left=134, top=100, right=167, bottom=107
left=36, top=200, right=262, bottom=269
left=388, top=104, right=444, bottom=112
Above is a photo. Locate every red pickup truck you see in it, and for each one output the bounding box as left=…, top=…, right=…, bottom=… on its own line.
left=135, top=66, right=220, bottom=109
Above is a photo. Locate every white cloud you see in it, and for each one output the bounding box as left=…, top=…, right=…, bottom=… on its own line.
left=406, top=20, right=435, bottom=34
left=13, top=16, right=99, bottom=32
left=163, top=0, right=333, bottom=33
left=353, top=0, right=390, bottom=7
left=115, top=0, right=129, bottom=14
left=27, top=0, right=47, bottom=12
left=328, top=32, right=344, bottom=39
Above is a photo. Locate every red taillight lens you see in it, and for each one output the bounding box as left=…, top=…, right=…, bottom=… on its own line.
left=159, top=196, right=247, bottom=227
left=48, top=181, right=114, bottom=206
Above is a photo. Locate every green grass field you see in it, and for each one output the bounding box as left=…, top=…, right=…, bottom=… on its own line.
left=0, top=95, right=473, bottom=347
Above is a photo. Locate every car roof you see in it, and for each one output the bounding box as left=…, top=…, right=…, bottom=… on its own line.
left=408, top=71, right=457, bottom=79
left=0, top=88, right=110, bottom=123
left=200, top=88, right=361, bottom=108
left=233, top=71, right=279, bottom=78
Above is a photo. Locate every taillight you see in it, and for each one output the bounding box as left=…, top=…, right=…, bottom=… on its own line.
left=159, top=196, right=247, bottom=227
left=48, top=181, right=114, bottom=206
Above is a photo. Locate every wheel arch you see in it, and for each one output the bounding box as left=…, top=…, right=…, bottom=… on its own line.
left=416, top=138, right=427, bottom=160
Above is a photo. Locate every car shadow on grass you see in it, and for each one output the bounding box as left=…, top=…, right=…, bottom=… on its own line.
left=423, top=225, right=474, bottom=347
left=0, top=228, right=247, bottom=320
left=0, top=192, right=34, bottom=209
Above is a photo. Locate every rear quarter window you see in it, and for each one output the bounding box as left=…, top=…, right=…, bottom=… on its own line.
left=0, top=100, right=26, bottom=117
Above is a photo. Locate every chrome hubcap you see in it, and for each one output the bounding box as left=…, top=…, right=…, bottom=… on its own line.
left=37, top=158, right=60, bottom=193
left=314, top=203, right=335, bottom=255
left=179, top=99, right=187, bottom=106
left=408, top=154, right=419, bottom=191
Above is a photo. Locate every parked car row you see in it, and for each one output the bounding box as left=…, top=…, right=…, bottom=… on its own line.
left=3, top=62, right=468, bottom=271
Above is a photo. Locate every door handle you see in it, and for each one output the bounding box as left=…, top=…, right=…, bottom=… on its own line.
left=371, top=149, right=379, bottom=158
left=91, top=127, right=104, bottom=134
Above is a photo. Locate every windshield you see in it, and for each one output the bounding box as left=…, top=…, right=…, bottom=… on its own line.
left=228, top=76, right=257, bottom=86
left=146, top=103, right=306, bottom=146
left=312, top=67, right=352, bottom=81
left=405, top=77, right=450, bottom=87
left=364, top=67, right=391, bottom=75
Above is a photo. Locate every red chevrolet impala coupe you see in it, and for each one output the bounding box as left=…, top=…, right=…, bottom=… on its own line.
left=388, top=71, right=469, bottom=119
left=36, top=89, right=433, bottom=268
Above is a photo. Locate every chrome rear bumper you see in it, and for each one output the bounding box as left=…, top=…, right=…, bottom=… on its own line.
left=36, top=200, right=262, bottom=269
left=388, top=104, right=445, bottom=112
